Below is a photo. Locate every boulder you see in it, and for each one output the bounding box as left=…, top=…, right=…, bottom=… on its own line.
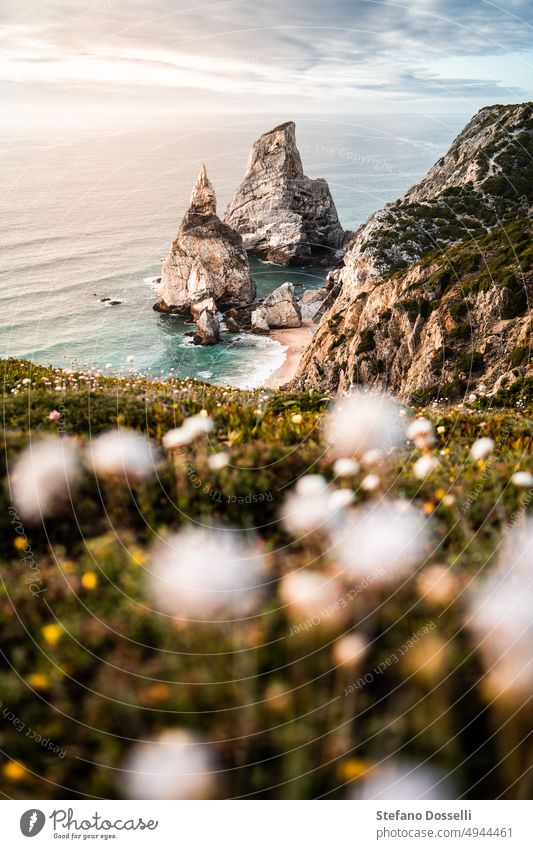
left=224, top=122, right=344, bottom=265
left=251, top=308, right=270, bottom=335
left=261, top=282, right=302, bottom=328
left=225, top=316, right=240, bottom=333
left=157, top=165, right=256, bottom=313
left=193, top=308, right=220, bottom=346
left=301, top=288, right=327, bottom=305
left=191, top=297, right=217, bottom=321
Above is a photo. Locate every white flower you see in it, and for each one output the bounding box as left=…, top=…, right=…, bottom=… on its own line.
left=122, top=730, right=219, bottom=800
left=407, top=417, right=435, bottom=449
left=361, top=473, right=380, bottom=492
left=207, top=452, right=229, bottom=471
left=22, top=378, right=31, bottom=385
left=361, top=448, right=384, bottom=467
left=148, top=527, right=265, bottom=621
left=331, top=499, right=429, bottom=587
left=324, top=390, right=404, bottom=459
left=332, top=633, right=369, bottom=669
left=333, top=458, right=360, bottom=477
left=470, top=437, right=495, bottom=461
left=511, top=471, right=533, bottom=488
left=127, top=355, right=135, bottom=363
left=10, top=438, right=81, bottom=522
left=356, top=759, right=454, bottom=800
left=416, top=565, right=459, bottom=606
left=279, top=570, right=347, bottom=627
left=467, top=523, right=533, bottom=696
left=163, top=415, right=214, bottom=450
left=281, top=477, right=350, bottom=537
left=328, top=489, right=354, bottom=512
left=295, top=474, right=328, bottom=496
left=413, top=455, right=438, bottom=479
left=437, top=425, right=446, bottom=434
left=88, top=430, right=158, bottom=479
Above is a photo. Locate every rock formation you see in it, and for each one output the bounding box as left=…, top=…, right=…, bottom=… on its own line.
left=251, top=308, right=270, bottom=335
left=156, top=165, right=256, bottom=314
left=295, top=102, right=533, bottom=400
left=194, top=307, right=220, bottom=346
left=224, top=122, right=345, bottom=265
left=261, top=282, right=302, bottom=328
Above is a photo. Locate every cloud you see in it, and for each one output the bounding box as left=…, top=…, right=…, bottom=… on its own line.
left=1, top=0, right=532, bottom=111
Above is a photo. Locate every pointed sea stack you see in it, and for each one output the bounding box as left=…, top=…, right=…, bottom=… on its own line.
left=224, top=122, right=345, bottom=265
left=156, top=165, right=256, bottom=314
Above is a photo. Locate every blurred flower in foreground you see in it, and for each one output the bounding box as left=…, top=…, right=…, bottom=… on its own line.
left=470, top=437, right=494, bottom=461
left=324, top=390, right=404, bottom=459
left=122, top=730, right=219, bottom=799
left=163, top=415, right=214, bottom=450
left=279, top=570, right=348, bottom=630
left=333, top=457, right=360, bottom=477
left=407, top=417, right=435, bottom=450
left=207, top=452, right=229, bottom=471
left=148, top=526, right=266, bottom=621
left=416, top=564, right=460, bottom=607
left=48, top=410, right=61, bottom=421
left=355, top=759, right=454, bottom=799
left=331, top=499, right=430, bottom=587
left=511, top=471, right=533, bottom=488
left=281, top=474, right=352, bottom=537
left=468, top=522, right=533, bottom=698
left=332, top=633, right=369, bottom=670
left=413, top=455, right=438, bottom=479
left=10, top=438, right=81, bottom=522
left=88, top=430, right=158, bottom=479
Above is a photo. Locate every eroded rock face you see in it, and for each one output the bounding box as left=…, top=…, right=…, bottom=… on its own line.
left=157, top=165, right=256, bottom=313
left=262, top=282, right=302, bottom=328
left=194, top=308, right=220, bottom=346
left=224, top=122, right=345, bottom=265
left=251, top=308, right=270, bottom=335
left=295, top=102, right=533, bottom=398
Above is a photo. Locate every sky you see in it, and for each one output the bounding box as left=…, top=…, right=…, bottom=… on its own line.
left=1, top=0, right=532, bottom=126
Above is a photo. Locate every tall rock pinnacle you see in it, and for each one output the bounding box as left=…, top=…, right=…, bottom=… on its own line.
left=156, top=165, right=256, bottom=314
left=224, top=121, right=345, bottom=265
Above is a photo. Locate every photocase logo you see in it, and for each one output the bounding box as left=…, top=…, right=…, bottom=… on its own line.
left=20, top=809, right=46, bottom=837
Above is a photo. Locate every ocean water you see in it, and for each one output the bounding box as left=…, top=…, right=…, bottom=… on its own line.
left=0, top=112, right=470, bottom=387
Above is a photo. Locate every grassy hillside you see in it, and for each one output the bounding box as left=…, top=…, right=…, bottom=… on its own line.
left=0, top=358, right=531, bottom=799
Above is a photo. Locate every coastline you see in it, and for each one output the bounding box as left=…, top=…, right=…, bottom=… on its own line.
left=264, top=323, right=315, bottom=389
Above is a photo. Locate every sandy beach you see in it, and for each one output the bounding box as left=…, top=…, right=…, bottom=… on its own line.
left=265, top=323, right=316, bottom=388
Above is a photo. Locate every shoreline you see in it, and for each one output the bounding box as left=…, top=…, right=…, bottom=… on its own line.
left=264, top=323, right=315, bottom=389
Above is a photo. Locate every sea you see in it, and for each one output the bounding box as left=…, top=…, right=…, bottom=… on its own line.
left=0, top=113, right=471, bottom=388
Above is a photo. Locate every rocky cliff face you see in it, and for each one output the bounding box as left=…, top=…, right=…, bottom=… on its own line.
left=296, top=102, right=533, bottom=399
left=224, top=122, right=345, bottom=265
left=157, top=165, right=256, bottom=314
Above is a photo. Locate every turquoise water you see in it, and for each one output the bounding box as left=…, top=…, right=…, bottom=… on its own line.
left=0, top=113, right=469, bottom=386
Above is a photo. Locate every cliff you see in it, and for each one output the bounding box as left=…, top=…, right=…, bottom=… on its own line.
left=224, top=121, right=345, bottom=265
left=295, top=102, right=533, bottom=398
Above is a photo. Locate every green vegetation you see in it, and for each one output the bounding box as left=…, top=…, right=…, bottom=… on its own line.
left=355, top=328, right=376, bottom=354
left=1, top=360, right=532, bottom=801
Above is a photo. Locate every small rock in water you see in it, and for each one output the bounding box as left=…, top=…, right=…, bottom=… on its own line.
left=225, top=317, right=240, bottom=333
left=193, top=308, right=220, bottom=346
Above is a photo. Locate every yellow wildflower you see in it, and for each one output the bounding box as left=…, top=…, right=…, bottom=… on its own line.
left=3, top=761, right=27, bottom=781
left=338, top=759, right=373, bottom=781
left=14, top=536, right=27, bottom=551
left=291, top=413, right=303, bottom=424
left=81, top=571, right=99, bottom=590
left=27, top=673, right=50, bottom=690
left=423, top=502, right=434, bottom=514
left=42, top=624, right=62, bottom=647
left=130, top=547, right=146, bottom=567
left=435, top=488, right=446, bottom=500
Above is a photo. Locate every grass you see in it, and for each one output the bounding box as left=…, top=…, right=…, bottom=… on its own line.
left=0, top=358, right=532, bottom=799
